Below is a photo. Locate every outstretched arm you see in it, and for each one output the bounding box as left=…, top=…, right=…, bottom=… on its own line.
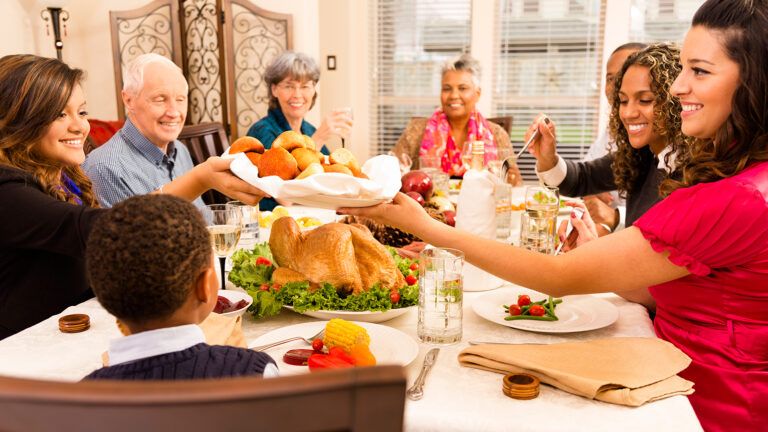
left=339, top=193, right=688, bottom=297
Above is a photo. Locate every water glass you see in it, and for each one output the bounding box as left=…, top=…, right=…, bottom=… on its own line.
left=418, top=248, right=464, bottom=344
left=419, top=155, right=440, bottom=170
left=494, top=183, right=513, bottom=242
left=226, top=200, right=260, bottom=247
left=520, top=186, right=559, bottom=254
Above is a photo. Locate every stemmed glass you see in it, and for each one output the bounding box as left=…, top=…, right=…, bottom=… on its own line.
left=387, top=150, right=413, bottom=175
left=202, top=204, right=242, bottom=290
left=338, top=107, right=353, bottom=148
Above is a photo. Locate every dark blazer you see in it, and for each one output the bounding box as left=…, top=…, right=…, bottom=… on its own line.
left=558, top=153, right=665, bottom=228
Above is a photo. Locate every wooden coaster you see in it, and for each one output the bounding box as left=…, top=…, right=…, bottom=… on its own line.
left=59, top=314, right=90, bottom=334
left=502, top=373, right=540, bottom=400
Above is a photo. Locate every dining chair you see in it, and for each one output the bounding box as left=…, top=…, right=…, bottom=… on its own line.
left=177, top=122, right=231, bottom=205
left=0, top=365, right=407, bottom=432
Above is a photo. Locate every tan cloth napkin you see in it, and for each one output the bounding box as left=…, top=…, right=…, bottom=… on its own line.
left=102, top=314, right=247, bottom=366
left=458, top=337, right=694, bottom=406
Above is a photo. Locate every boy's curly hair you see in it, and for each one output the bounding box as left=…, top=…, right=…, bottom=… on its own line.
left=86, top=195, right=212, bottom=322
left=608, top=43, right=693, bottom=197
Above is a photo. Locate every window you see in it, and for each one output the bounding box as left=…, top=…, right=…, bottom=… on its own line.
left=629, top=0, right=704, bottom=43
left=368, top=0, right=471, bottom=157
left=494, top=0, right=604, bottom=179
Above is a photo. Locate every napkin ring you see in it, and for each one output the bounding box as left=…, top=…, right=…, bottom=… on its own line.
left=59, top=314, right=90, bottom=333
left=502, top=373, right=540, bottom=400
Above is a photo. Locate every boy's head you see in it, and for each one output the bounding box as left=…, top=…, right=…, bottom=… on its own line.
left=86, top=194, right=216, bottom=329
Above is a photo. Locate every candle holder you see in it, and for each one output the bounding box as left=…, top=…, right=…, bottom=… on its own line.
left=40, top=7, right=70, bottom=60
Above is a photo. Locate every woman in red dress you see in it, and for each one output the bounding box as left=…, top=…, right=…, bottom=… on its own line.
left=340, top=1, right=768, bottom=430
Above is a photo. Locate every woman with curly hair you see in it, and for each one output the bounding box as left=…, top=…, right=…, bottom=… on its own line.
left=530, top=43, right=691, bottom=237
left=340, top=1, right=768, bottom=429
left=0, top=55, right=266, bottom=339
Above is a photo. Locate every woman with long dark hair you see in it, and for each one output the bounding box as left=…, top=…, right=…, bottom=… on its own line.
left=340, top=1, right=768, bottom=429
left=0, top=55, right=265, bottom=339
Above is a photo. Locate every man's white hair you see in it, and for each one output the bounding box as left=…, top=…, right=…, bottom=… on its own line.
left=122, top=53, right=186, bottom=94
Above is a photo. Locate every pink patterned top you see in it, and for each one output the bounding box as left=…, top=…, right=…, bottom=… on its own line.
left=634, top=161, right=768, bottom=432
left=419, top=109, right=497, bottom=177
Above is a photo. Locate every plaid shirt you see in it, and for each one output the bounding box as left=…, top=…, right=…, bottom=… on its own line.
left=83, top=118, right=204, bottom=209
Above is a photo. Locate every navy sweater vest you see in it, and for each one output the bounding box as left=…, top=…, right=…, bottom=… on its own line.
left=84, top=343, right=276, bottom=380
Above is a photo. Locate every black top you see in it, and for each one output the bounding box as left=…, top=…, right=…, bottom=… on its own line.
left=83, top=343, right=277, bottom=380
left=558, top=153, right=664, bottom=227
left=0, top=166, right=105, bottom=339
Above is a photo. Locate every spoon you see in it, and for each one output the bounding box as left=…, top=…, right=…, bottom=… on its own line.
left=406, top=348, right=440, bottom=401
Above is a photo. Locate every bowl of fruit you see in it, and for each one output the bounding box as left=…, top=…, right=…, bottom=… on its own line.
left=214, top=289, right=253, bottom=317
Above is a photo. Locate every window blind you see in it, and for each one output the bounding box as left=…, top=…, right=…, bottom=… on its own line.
left=493, top=0, right=604, bottom=182
left=629, top=0, right=704, bottom=43
left=368, top=0, right=472, bottom=157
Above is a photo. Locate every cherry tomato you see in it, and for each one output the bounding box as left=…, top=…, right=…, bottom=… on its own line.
left=409, top=263, right=419, bottom=271
left=311, top=338, right=324, bottom=353
left=259, top=283, right=270, bottom=291
left=390, top=291, right=401, bottom=304
left=508, top=304, right=522, bottom=316
left=517, top=294, right=531, bottom=307
left=529, top=305, right=546, bottom=316
left=255, top=256, right=272, bottom=266
left=405, top=275, right=418, bottom=286
left=272, top=283, right=282, bottom=292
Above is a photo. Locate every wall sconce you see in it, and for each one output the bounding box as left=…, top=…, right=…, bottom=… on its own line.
left=40, top=7, right=70, bottom=60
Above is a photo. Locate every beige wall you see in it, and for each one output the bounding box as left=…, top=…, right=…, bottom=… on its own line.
left=0, top=0, right=37, bottom=57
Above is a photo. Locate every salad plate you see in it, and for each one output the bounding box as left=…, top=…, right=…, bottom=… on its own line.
left=283, top=305, right=416, bottom=323
left=473, top=286, right=619, bottom=333
left=248, top=321, right=419, bottom=375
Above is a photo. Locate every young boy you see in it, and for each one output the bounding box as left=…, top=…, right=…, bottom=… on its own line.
left=83, top=194, right=277, bottom=380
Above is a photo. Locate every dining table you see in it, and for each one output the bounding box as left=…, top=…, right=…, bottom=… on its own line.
left=0, top=205, right=703, bottom=432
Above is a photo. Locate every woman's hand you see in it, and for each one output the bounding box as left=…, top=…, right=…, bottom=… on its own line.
left=503, top=158, right=524, bottom=186
left=524, top=114, right=559, bottom=171
left=337, top=192, right=436, bottom=237
left=583, top=195, right=619, bottom=236
left=197, top=157, right=269, bottom=205
left=556, top=201, right=599, bottom=252
left=312, top=109, right=354, bottom=146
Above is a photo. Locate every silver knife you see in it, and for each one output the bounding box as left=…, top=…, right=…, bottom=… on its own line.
left=406, top=348, right=439, bottom=401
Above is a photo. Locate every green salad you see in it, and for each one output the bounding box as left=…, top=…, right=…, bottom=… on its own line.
left=228, top=243, right=419, bottom=319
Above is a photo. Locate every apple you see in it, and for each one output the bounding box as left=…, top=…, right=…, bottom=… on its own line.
left=405, top=191, right=425, bottom=206
left=442, top=210, right=456, bottom=227
left=400, top=170, right=433, bottom=200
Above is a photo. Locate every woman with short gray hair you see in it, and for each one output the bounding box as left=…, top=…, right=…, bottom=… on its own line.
left=246, top=51, right=352, bottom=159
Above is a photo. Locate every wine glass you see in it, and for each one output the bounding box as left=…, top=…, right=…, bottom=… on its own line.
left=202, top=204, right=242, bottom=290
left=338, top=107, right=353, bottom=148
left=226, top=200, right=260, bottom=248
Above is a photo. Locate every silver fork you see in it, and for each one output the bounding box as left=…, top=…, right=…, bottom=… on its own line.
left=250, top=328, right=325, bottom=352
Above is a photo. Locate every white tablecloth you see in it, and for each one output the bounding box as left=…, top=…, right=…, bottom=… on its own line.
left=0, top=206, right=703, bottom=432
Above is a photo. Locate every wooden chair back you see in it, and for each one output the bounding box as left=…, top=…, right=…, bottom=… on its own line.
left=0, top=365, right=407, bottom=432
left=487, top=116, right=513, bottom=135
left=177, top=122, right=231, bottom=205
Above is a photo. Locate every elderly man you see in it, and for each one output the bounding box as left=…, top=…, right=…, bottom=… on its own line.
left=84, top=53, right=203, bottom=208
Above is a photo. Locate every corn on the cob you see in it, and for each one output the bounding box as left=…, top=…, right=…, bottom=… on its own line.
left=323, top=319, right=370, bottom=352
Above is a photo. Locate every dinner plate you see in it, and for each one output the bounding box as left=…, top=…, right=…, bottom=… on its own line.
left=288, top=194, right=386, bottom=210
left=248, top=321, right=419, bottom=375
left=283, top=305, right=416, bottom=323
left=472, top=286, right=619, bottom=333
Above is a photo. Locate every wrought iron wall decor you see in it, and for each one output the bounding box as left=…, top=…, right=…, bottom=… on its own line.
left=110, top=0, right=291, bottom=140
left=181, top=0, right=225, bottom=125
left=110, top=0, right=183, bottom=119
left=224, top=0, right=291, bottom=138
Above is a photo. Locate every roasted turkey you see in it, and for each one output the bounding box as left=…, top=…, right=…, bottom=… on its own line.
left=268, top=217, right=406, bottom=295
